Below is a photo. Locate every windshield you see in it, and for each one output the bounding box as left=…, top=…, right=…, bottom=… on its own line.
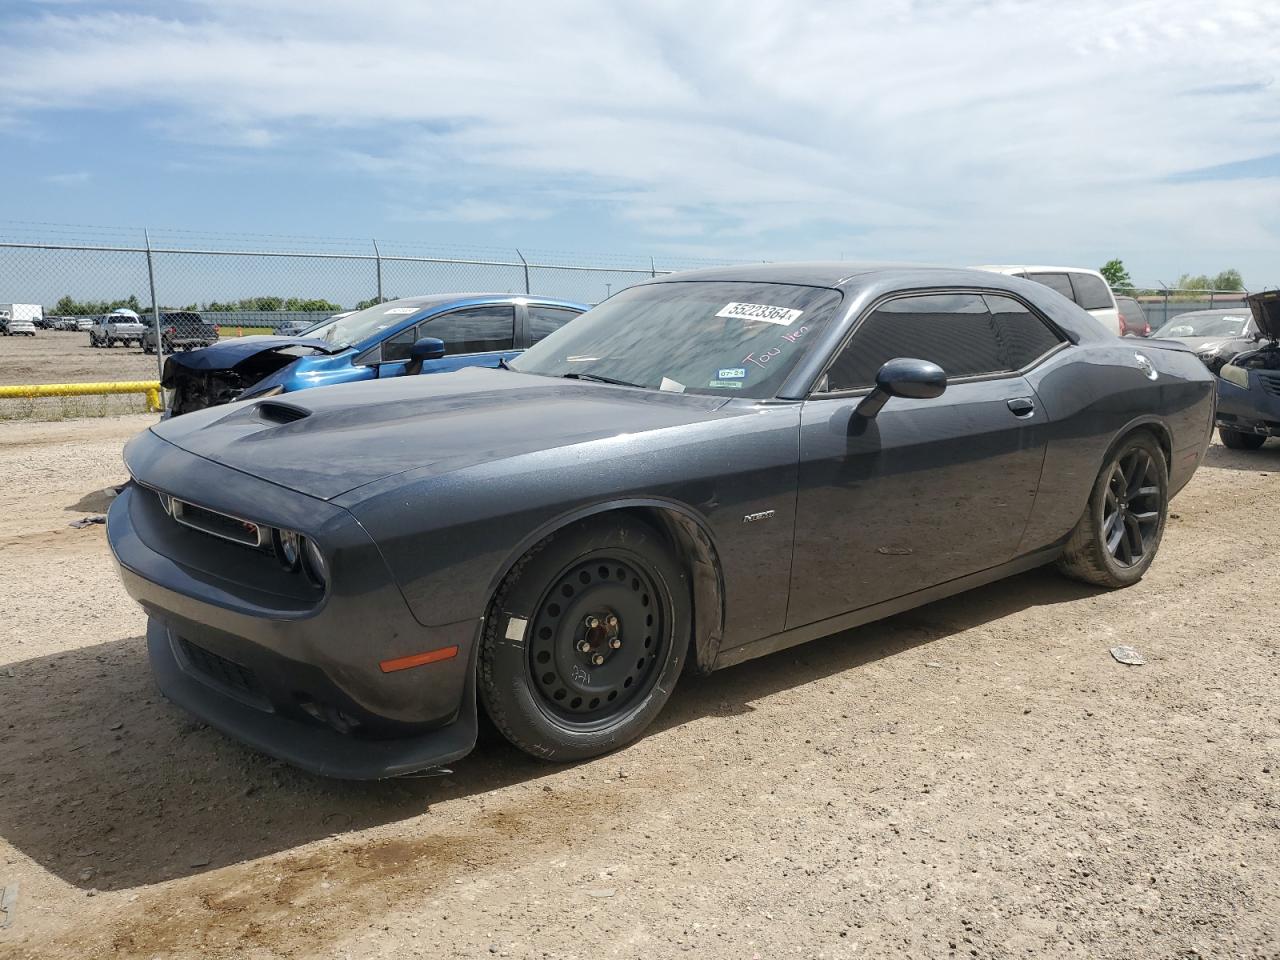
left=302, top=301, right=430, bottom=348
left=511, top=281, right=843, bottom=399
left=1155, top=312, right=1252, bottom=339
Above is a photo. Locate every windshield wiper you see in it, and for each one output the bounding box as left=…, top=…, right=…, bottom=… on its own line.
left=497, top=356, right=512, bottom=370
left=560, top=372, right=643, bottom=388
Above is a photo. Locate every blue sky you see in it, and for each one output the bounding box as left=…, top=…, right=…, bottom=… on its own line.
left=1, top=0, right=1278, bottom=285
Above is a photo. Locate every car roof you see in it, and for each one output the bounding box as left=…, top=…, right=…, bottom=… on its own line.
left=1167, top=308, right=1252, bottom=318
left=974, top=264, right=1107, bottom=277
left=647, top=261, right=1010, bottom=290
left=380, top=293, right=587, bottom=310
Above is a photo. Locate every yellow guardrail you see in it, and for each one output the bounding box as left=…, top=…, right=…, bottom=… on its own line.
left=0, top=381, right=162, bottom=411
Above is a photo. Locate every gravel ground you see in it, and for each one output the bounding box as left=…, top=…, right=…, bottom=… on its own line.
left=0, top=330, right=162, bottom=386
left=0, top=416, right=1277, bottom=959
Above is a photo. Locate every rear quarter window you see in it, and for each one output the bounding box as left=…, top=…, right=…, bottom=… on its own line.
left=1028, top=273, right=1075, bottom=302
left=1068, top=273, right=1115, bottom=311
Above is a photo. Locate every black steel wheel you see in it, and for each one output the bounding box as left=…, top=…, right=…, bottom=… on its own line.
left=1058, top=431, right=1168, bottom=588
left=479, top=516, right=689, bottom=762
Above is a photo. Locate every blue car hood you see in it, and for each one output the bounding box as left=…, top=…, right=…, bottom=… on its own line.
left=163, top=335, right=342, bottom=372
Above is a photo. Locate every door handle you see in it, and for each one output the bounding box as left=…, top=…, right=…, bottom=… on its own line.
left=1007, top=397, right=1035, bottom=417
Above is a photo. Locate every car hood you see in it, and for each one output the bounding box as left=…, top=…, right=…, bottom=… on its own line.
left=1246, top=290, right=1280, bottom=340
left=150, top=367, right=734, bottom=500
left=1165, top=335, right=1244, bottom=353
left=162, top=335, right=343, bottom=372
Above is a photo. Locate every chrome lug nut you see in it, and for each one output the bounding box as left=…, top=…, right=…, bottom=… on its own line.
left=590, top=653, right=605, bottom=666
left=609, top=637, right=622, bottom=649
left=585, top=616, right=600, bottom=629
left=606, top=615, right=618, bottom=627
left=576, top=639, right=592, bottom=654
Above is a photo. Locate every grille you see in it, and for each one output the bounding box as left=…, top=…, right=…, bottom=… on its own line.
left=161, top=492, right=266, bottom=548
left=1258, top=372, right=1280, bottom=398
left=177, top=637, right=269, bottom=707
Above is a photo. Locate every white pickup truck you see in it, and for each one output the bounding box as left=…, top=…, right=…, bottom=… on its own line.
left=90, top=309, right=146, bottom=348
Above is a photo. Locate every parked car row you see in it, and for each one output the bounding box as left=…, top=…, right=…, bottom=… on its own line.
left=107, top=263, right=1222, bottom=781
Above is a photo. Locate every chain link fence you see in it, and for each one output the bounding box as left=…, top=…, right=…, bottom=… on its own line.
left=0, top=224, right=741, bottom=417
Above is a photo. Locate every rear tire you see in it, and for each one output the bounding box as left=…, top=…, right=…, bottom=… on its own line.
left=1057, top=432, right=1168, bottom=589
left=478, top=516, right=689, bottom=762
left=1219, top=427, right=1265, bottom=450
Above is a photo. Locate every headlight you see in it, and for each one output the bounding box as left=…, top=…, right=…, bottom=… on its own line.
left=302, top=537, right=328, bottom=587
left=1220, top=363, right=1250, bottom=389
left=275, top=528, right=302, bottom=569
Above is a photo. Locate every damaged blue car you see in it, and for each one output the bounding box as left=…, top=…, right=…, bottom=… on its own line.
left=161, top=294, right=587, bottom=415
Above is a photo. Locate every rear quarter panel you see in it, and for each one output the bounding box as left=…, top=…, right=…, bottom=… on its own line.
left=1018, top=339, right=1213, bottom=553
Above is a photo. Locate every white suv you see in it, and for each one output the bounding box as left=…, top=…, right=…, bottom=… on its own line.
left=976, top=265, right=1121, bottom=336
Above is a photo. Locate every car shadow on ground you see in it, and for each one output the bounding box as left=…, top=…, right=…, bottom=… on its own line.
left=1202, top=441, right=1280, bottom=472
left=0, top=565, right=1100, bottom=892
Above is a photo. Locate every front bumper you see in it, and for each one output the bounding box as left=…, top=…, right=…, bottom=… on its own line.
left=1215, top=377, right=1280, bottom=436
left=146, top=618, right=478, bottom=779
left=108, top=438, right=481, bottom=778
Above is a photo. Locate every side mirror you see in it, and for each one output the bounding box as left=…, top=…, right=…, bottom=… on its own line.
left=409, top=337, right=446, bottom=362
left=855, top=358, right=946, bottom=418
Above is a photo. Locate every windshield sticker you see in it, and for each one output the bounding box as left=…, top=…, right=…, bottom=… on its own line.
left=715, top=302, right=803, bottom=326
left=708, top=379, right=744, bottom=389
left=383, top=307, right=418, bottom=315
left=717, top=368, right=746, bottom=379
left=659, top=377, right=686, bottom=393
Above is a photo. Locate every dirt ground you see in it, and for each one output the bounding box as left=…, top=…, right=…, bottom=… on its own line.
left=0, top=330, right=162, bottom=386
left=0, top=415, right=1277, bottom=960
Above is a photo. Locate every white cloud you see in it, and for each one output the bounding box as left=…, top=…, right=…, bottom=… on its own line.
left=1, top=0, right=1278, bottom=282
left=42, top=170, right=91, bottom=185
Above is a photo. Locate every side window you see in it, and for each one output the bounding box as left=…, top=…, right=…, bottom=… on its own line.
left=1069, top=272, right=1114, bottom=311
left=421, top=305, right=515, bottom=354
left=1029, top=273, right=1075, bottom=302
left=984, top=294, right=1063, bottom=368
left=528, top=305, right=582, bottom=345
left=380, top=325, right=417, bottom=362
left=825, top=293, right=1006, bottom=392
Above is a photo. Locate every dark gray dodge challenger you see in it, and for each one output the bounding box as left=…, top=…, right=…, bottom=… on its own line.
left=108, top=264, right=1216, bottom=778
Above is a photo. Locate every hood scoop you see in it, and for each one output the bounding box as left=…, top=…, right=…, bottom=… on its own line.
left=257, top=401, right=310, bottom=424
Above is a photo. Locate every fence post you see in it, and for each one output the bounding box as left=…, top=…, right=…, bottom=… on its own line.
left=650, top=256, right=657, bottom=279
left=1160, top=284, right=1170, bottom=329
left=515, top=249, right=531, bottom=295
left=144, top=229, right=166, bottom=411
left=1208, top=289, right=1215, bottom=308
left=372, top=239, right=383, bottom=303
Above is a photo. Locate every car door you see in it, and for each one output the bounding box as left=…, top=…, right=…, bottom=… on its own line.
left=376, top=304, right=520, bottom=376
left=785, top=291, right=1056, bottom=629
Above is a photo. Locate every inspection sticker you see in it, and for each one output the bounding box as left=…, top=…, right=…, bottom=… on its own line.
left=715, top=302, right=802, bottom=325
left=383, top=307, right=418, bottom=315
left=717, top=367, right=746, bottom=379
left=505, top=616, right=528, bottom=644
left=707, top=379, right=744, bottom=389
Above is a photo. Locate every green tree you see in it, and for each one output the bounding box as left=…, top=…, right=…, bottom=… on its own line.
left=1099, top=259, right=1132, bottom=291
left=1212, top=269, right=1243, bottom=291
left=1176, top=273, right=1212, bottom=291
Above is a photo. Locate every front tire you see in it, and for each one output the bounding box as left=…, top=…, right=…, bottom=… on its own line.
left=1219, top=427, right=1265, bottom=450
left=1057, top=432, right=1168, bottom=588
left=479, top=516, right=690, bottom=762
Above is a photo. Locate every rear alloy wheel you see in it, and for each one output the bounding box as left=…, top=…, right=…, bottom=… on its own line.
left=1219, top=427, right=1266, bottom=450
left=479, top=517, right=689, bottom=762
left=1057, top=432, right=1168, bottom=588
